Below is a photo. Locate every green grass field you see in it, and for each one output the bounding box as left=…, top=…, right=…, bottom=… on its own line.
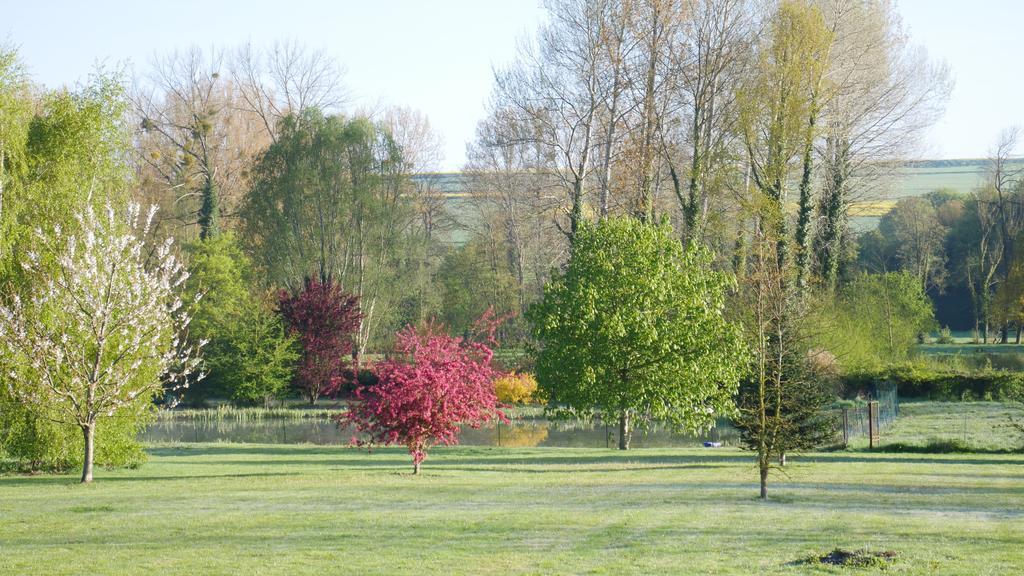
left=868, top=401, right=1024, bottom=452
left=3, top=418, right=1024, bottom=574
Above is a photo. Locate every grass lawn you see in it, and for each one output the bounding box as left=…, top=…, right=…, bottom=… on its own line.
left=877, top=402, right=1024, bottom=452
left=2, top=442, right=1023, bottom=575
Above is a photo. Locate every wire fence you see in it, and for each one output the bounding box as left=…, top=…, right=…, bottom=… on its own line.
left=841, top=381, right=899, bottom=445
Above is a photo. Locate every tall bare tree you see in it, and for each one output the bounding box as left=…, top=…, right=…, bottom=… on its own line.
left=231, top=39, right=348, bottom=142
left=134, top=47, right=268, bottom=241
left=812, top=0, right=952, bottom=289
left=669, top=0, right=751, bottom=244
left=492, top=0, right=622, bottom=245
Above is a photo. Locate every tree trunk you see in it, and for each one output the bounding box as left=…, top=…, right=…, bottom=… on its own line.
left=413, top=461, right=420, bottom=475
left=618, top=410, right=631, bottom=450
left=0, top=147, right=5, bottom=225
left=795, top=123, right=815, bottom=291
left=778, top=452, right=786, bottom=467
left=81, top=424, right=95, bottom=484
left=198, top=176, right=219, bottom=240
left=569, top=178, right=584, bottom=245
left=759, top=465, right=768, bottom=500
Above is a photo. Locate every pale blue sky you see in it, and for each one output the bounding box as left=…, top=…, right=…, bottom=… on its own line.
left=3, top=1, right=1020, bottom=169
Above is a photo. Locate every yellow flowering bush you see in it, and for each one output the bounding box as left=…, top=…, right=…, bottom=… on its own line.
left=493, top=372, right=539, bottom=404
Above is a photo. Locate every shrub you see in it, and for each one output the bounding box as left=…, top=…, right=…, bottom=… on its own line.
left=0, top=393, right=150, bottom=472
left=493, top=372, right=539, bottom=404
left=841, top=363, right=1024, bottom=402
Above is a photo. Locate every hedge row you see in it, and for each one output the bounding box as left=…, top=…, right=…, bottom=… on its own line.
left=841, top=364, right=1024, bottom=401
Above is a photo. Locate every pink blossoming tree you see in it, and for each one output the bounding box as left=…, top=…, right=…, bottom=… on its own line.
left=339, top=312, right=507, bottom=474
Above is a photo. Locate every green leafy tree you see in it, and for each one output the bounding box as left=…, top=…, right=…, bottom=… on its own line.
left=737, top=0, right=832, bottom=274
left=0, top=45, right=32, bottom=267
left=242, top=109, right=410, bottom=357
left=818, top=271, right=936, bottom=370
left=438, top=238, right=518, bottom=337
left=528, top=217, right=746, bottom=450
left=184, top=234, right=297, bottom=406
left=1, top=69, right=142, bottom=473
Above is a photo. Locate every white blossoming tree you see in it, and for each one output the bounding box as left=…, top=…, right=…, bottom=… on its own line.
left=0, top=203, right=203, bottom=482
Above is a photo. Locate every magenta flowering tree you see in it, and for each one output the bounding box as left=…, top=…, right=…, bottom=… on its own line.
left=278, top=279, right=362, bottom=405
left=339, top=314, right=507, bottom=474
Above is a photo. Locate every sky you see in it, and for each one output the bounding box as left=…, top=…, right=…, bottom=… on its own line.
left=3, top=0, right=1021, bottom=170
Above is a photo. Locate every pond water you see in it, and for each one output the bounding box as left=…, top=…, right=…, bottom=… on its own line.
left=143, top=417, right=739, bottom=449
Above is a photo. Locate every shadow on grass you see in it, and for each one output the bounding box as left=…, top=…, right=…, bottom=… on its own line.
left=149, top=446, right=757, bottom=470
left=0, top=471, right=301, bottom=487
left=150, top=444, right=1024, bottom=469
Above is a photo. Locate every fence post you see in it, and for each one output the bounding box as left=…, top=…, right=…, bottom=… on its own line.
left=842, top=408, right=850, bottom=447
left=868, top=401, right=880, bottom=449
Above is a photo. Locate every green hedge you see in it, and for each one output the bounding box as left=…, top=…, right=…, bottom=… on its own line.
left=842, top=363, right=1024, bottom=401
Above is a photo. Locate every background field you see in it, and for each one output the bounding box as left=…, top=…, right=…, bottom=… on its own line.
left=429, top=160, right=1009, bottom=243
left=3, top=402, right=1023, bottom=576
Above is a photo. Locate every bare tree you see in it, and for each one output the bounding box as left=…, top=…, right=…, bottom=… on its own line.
left=985, top=127, right=1024, bottom=341
left=466, top=110, right=566, bottom=312
left=812, top=0, right=952, bottom=289
left=619, top=0, right=684, bottom=221
left=231, top=39, right=348, bottom=142
left=492, top=0, right=619, bottom=245
left=134, top=47, right=268, bottom=241
left=669, top=0, right=751, bottom=243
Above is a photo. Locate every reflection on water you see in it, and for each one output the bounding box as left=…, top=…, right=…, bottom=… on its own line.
left=142, top=417, right=738, bottom=448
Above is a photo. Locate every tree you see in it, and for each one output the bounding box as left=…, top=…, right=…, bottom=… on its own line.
left=670, top=0, right=751, bottom=244
left=242, top=109, right=410, bottom=356
left=340, top=317, right=506, bottom=474
left=822, top=271, right=935, bottom=369
left=491, top=0, right=615, bottom=244
left=733, top=230, right=827, bottom=498
left=528, top=217, right=746, bottom=449
left=438, top=237, right=519, bottom=337
left=812, top=0, right=951, bottom=289
left=213, top=300, right=298, bottom=407
left=0, top=204, right=203, bottom=483
left=0, top=45, right=32, bottom=262
left=465, top=109, right=567, bottom=316
left=278, top=279, right=362, bottom=405
left=231, top=39, right=348, bottom=142
left=737, top=0, right=833, bottom=274
left=134, top=47, right=270, bottom=242
left=9, top=69, right=135, bottom=280
left=983, top=128, right=1024, bottom=341
left=184, top=234, right=297, bottom=406
left=992, top=251, right=1024, bottom=344
left=0, top=66, right=154, bottom=474
left=872, top=196, right=947, bottom=291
